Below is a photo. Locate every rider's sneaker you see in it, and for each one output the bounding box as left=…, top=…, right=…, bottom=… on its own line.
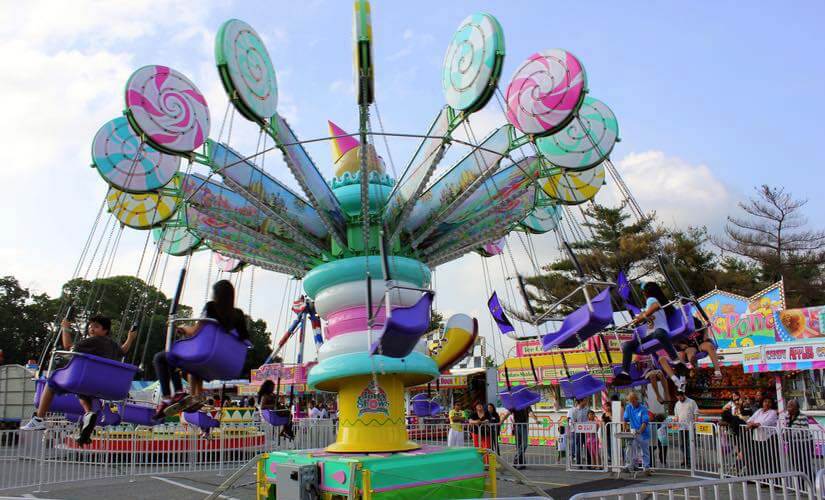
left=76, top=411, right=98, bottom=446
left=612, top=371, right=632, bottom=386
left=154, top=392, right=187, bottom=419
left=20, top=416, right=46, bottom=431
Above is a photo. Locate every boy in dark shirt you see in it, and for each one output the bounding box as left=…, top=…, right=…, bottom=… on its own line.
left=21, top=315, right=136, bottom=445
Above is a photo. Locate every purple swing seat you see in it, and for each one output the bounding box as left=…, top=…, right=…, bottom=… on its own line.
left=118, top=403, right=163, bottom=426
left=261, top=409, right=291, bottom=427
left=34, top=378, right=101, bottom=415
left=183, top=411, right=219, bottom=430
left=167, top=322, right=251, bottom=382
left=48, top=352, right=137, bottom=401
left=542, top=288, right=614, bottom=350
left=636, top=306, right=691, bottom=355
left=499, top=385, right=541, bottom=411
left=559, top=371, right=605, bottom=400
left=410, top=393, right=443, bottom=417
left=610, top=364, right=649, bottom=389
left=370, top=292, right=434, bottom=359
left=97, top=405, right=122, bottom=427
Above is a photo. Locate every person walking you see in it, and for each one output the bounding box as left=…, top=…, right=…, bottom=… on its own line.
left=673, top=391, right=699, bottom=467
left=503, top=404, right=536, bottom=470
left=623, top=392, right=651, bottom=474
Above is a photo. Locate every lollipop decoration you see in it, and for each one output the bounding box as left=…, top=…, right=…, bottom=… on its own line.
left=92, top=117, right=180, bottom=193
left=106, top=179, right=181, bottom=229
left=153, top=222, right=201, bottom=256
left=442, top=13, right=504, bottom=112
left=214, top=252, right=245, bottom=273
left=536, top=96, right=618, bottom=170
left=125, top=65, right=210, bottom=154
left=542, top=163, right=605, bottom=205
left=216, top=19, right=279, bottom=122
left=505, top=49, right=587, bottom=136
left=521, top=199, right=562, bottom=234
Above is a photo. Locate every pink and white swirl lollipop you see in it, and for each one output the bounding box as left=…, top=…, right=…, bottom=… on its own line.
left=505, top=49, right=587, bottom=137
left=125, top=65, right=210, bottom=154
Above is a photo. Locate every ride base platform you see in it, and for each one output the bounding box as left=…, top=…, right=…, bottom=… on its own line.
left=258, top=445, right=492, bottom=499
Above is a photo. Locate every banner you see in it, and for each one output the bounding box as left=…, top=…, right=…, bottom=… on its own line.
left=742, top=341, right=825, bottom=373
left=488, top=291, right=515, bottom=335
left=698, top=281, right=785, bottom=349
left=774, top=305, right=825, bottom=342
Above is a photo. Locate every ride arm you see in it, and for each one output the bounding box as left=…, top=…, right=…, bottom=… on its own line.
left=60, top=319, right=74, bottom=350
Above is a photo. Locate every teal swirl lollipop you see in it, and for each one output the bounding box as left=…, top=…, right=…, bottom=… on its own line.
left=441, top=13, right=504, bottom=113
left=537, top=96, right=618, bottom=170
left=216, top=19, right=278, bottom=122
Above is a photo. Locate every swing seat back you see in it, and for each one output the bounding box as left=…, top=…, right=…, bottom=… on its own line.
left=635, top=306, right=691, bottom=355
left=261, top=409, right=291, bottom=426
left=98, top=404, right=122, bottom=427
left=118, top=402, right=163, bottom=426
left=559, top=371, right=605, bottom=400
left=370, top=292, right=434, bottom=358
left=611, top=364, right=649, bottom=389
left=410, top=393, right=443, bottom=417
left=168, top=322, right=251, bottom=382
left=48, top=353, right=138, bottom=401
left=183, top=410, right=220, bottom=430
left=499, top=385, right=541, bottom=411
left=542, top=288, right=614, bottom=350
left=34, top=378, right=101, bottom=415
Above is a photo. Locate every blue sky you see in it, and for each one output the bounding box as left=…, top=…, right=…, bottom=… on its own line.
left=1, top=1, right=824, bottom=363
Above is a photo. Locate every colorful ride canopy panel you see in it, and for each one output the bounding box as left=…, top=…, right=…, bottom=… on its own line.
left=106, top=178, right=180, bottom=229
left=419, top=156, right=540, bottom=256
left=215, top=19, right=278, bottom=123
left=542, top=163, right=605, bottom=205
left=210, top=142, right=329, bottom=242
left=537, top=96, right=618, bottom=170
left=404, top=125, right=512, bottom=241
left=418, top=156, right=542, bottom=248
left=125, top=65, right=210, bottom=155
left=383, top=107, right=451, bottom=240
left=181, top=173, right=317, bottom=263
left=442, top=13, right=505, bottom=113
left=270, top=115, right=347, bottom=246
left=505, top=49, right=587, bottom=137
left=92, top=117, right=180, bottom=193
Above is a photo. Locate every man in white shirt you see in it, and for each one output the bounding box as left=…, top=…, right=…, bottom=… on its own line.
left=308, top=400, right=323, bottom=419
left=673, top=391, right=699, bottom=466
left=567, top=398, right=590, bottom=464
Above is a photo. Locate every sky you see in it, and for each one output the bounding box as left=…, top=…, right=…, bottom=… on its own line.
left=1, top=0, right=824, bottom=365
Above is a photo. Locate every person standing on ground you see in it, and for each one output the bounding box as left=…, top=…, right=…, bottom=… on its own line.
left=447, top=402, right=466, bottom=447
left=503, top=404, right=537, bottom=470
left=782, top=399, right=813, bottom=482
left=487, top=403, right=501, bottom=456
left=746, top=396, right=778, bottom=475
left=623, top=391, right=652, bottom=474
left=602, top=401, right=614, bottom=464
left=674, top=391, right=699, bottom=467
left=567, top=398, right=590, bottom=464
left=468, top=402, right=491, bottom=459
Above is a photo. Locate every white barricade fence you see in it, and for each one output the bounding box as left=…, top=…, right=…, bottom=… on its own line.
left=0, top=417, right=337, bottom=492
left=567, top=421, right=607, bottom=472
left=816, top=467, right=825, bottom=500
left=569, top=471, right=814, bottom=500
left=606, top=421, right=695, bottom=474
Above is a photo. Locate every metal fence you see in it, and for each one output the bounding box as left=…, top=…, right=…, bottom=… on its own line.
left=0, top=417, right=336, bottom=492
left=569, top=471, right=814, bottom=500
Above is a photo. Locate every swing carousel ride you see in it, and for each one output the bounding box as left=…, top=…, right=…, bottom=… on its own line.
left=54, top=0, right=697, bottom=497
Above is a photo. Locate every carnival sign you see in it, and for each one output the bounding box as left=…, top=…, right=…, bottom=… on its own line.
left=742, top=340, right=825, bottom=373
left=698, top=281, right=785, bottom=349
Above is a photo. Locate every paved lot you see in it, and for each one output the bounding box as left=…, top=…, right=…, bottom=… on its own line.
left=0, top=466, right=704, bottom=499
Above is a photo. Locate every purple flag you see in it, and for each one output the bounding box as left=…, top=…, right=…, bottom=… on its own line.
left=617, top=270, right=631, bottom=301
left=488, top=292, right=515, bottom=335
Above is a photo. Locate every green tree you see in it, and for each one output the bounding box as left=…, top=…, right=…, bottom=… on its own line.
left=0, top=276, right=58, bottom=365
left=714, top=185, right=825, bottom=306
left=244, top=317, right=271, bottom=374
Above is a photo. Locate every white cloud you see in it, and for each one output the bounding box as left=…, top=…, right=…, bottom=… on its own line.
left=606, top=150, right=735, bottom=230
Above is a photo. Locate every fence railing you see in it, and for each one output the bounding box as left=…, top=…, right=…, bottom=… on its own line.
left=569, top=471, right=814, bottom=500
left=0, top=417, right=336, bottom=492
